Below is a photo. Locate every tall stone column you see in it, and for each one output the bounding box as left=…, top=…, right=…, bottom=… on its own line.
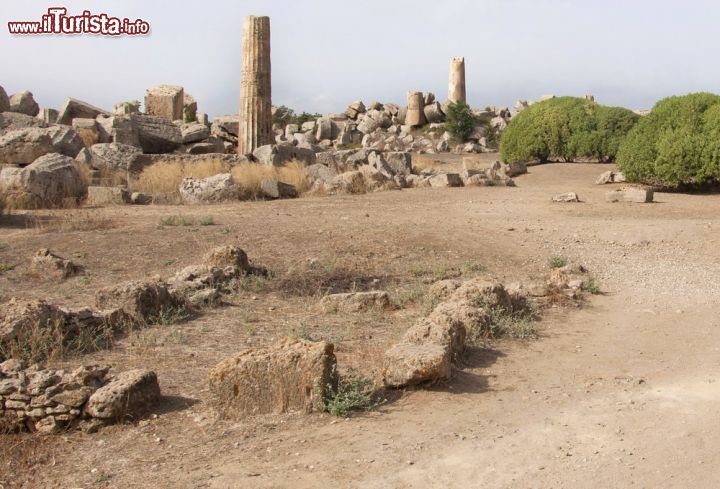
left=448, top=57, right=466, bottom=104
left=238, top=16, right=272, bottom=155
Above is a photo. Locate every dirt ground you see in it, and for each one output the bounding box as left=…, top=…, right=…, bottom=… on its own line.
left=2, top=157, right=720, bottom=488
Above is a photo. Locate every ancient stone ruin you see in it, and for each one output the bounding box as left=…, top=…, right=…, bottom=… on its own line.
left=238, top=15, right=273, bottom=155
left=448, top=57, right=466, bottom=104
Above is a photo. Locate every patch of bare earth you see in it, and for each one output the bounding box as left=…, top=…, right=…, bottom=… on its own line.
left=2, top=159, right=720, bottom=488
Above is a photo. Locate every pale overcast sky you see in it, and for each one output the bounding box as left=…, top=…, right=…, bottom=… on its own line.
left=2, top=0, right=719, bottom=118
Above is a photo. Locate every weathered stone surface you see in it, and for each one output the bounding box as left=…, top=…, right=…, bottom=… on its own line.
left=0, top=112, right=47, bottom=133
left=7, top=153, right=87, bottom=208
left=130, top=114, right=182, bottom=153
left=95, top=280, right=183, bottom=322
left=406, top=91, right=427, bottom=126
left=71, top=118, right=100, bottom=147
left=203, top=245, right=250, bottom=271
left=209, top=338, right=337, bottom=419
left=45, top=125, right=85, bottom=158
left=319, top=291, right=391, bottom=313
left=112, top=102, right=140, bottom=116
left=403, top=312, right=468, bottom=361
left=252, top=144, right=316, bottom=166
left=423, top=102, right=445, bottom=123
left=552, top=192, right=580, bottom=202
left=86, top=143, right=143, bottom=173
left=383, top=343, right=451, bottom=388
left=596, top=170, right=626, bottom=185
left=181, top=123, right=210, bottom=144
left=448, top=57, right=467, bottom=104
left=57, top=98, right=109, bottom=126
left=385, top=152, right=413, bottom=176
left=429, top=173, right=463, bottom=187
left=31, top=249, right=82, bottom=280
left=212, top=115, right=240, bottom=137
left=96, top=115, right=140, bottom=146
left=238, top=16, right=273, bottom=154
left=606, top=188, right=653, bottom=203
left=0, top=85, right=9, bottom=113
left=130, top=192, right=152, bottom=205
left=86, top=186, right=131, bottom=206
left=179, top=173, right=240, bottom=204
left=145, top=85, right=184, bottom=121
left=304, top=163, right=336, bottom=184
left=260, top=179, right=298, bottom=199
left=85, top=369, right=160, bottom=421
left=0, top=128, right=54, bottom=165
left=9, top=91, right=39, bottom=116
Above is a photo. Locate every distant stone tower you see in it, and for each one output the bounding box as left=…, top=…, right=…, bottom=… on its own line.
left=238, top=16, right=272, bottom=155
left=448, top=57, right=466, bottom=104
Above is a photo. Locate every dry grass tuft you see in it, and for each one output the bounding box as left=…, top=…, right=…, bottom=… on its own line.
left=129, top=158, right=231, bottom=195
left=129, top=157, right=310, bottom=200
left=230, top=160, right=310, bottom=199
left=30, top=210, right=116, bottom=233
left=72, top=161, right=94, bottom=187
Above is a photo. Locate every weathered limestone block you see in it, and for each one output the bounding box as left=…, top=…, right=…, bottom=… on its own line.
left=319, top=291, right=391, bottom=313
left=260, top=179, right=298, bottom=199
left=86, top=186, right=131, bottom=206
left=383, top=343, right=451, bottom=388
left=130, top=114, right=182, bottom=154
left=144, top=85, right=184, bottom=121
left=606, top=188, right=653, bottom=203
left=9, top=91, right=39, bottom=116
left=11, top=153, right=87, bottom=208
left=84, top=369, right=161, bottom=421
left=209, top=338, right=337, bottom=419
left=429, top=173, right=463, bottom=187
left=0, top=85, right=9, bottom=113
left=57, top=98, right=109, bottom=126
left=95, top=280, right=183, bottom=322
left=0, top=128, right=54, bottom=165
left=423, top=102, right=445, bottom=123
left=179, top=173, right=240, bottom=204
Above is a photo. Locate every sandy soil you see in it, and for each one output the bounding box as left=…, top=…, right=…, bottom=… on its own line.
left=2, top=159, right=720, bottom=488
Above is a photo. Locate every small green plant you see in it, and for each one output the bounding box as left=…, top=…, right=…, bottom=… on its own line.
left=445, top=101, right=478, bottom=142
left=183, top=107, right=197, bottom=123
left=96, top=472, right=114, bottom=483
left=466, top=304, right=538, bottom=345
left=245, top=326, right=257, bottom=336
left=325, top=376, right=378, bottom=417
left=547, top=256, right=568, bottom=269
left=221, top=226, right=233, bottom=234
left=0, top=263, right=15, bottom=274
left=198, top=216, right=215, bottom=226
left=581, top=277, right=601, bottom=295
left=159, top=215, right=195, bottom=227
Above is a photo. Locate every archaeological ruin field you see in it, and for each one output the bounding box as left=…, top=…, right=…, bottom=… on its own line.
left=2, top=9, right=720, bottom=489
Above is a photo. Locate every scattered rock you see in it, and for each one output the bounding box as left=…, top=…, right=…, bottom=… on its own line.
left=595, top=170, right=626, bottom=185
left=0, top=85, right=9, bottom=113
left=260, top=179, right=298, bottom=199
left=5, top=153, right=87, bottom=209
left=203, top=245, right=250, bottom=271
left=130, top=114, right=182, bottom=154
left=0, top=128, right=54, bottom=165
left=552, top=192, right=580, bottom=203
left=145, top=85, right=184, bottom=121
left=57, top=98, right=109, bottom=126
left=429, top=173, right=464, bottom=188
left=84, top=369, right=161, bottom=421
left=31, top=249, right=82, bottom=280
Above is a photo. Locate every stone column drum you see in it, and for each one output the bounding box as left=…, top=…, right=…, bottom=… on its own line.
left=448, top=57, right=466, bottom=104
left=406, top=91, right=427, bottom=127
left=238, top=16, right=273, bottom=155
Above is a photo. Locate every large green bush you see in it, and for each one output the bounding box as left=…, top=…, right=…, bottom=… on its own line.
left=500, top=97, right=639, bottom=163
left=617, top=93, right=720, bottom=187
left=445, top=101, right=478, bottom=142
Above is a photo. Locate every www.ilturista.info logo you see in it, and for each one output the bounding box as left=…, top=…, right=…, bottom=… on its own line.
left=8, top=8, right=150, bottom=36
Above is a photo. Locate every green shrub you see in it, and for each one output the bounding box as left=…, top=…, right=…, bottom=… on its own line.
left=273, top=105, right=322, bottom=127
left=445, top=101, right=479, bottom=142
left=500, top=97, right=639, bottom=163
left=617, top=92, right=720, bottom=187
